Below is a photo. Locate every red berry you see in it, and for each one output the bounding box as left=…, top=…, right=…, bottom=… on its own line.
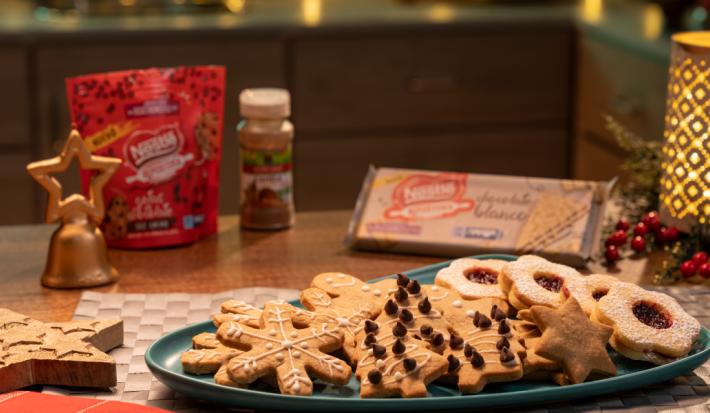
left=699, top=262, right=710, bottom=279
left=655, top=226, right=669, bottom=243
left=631, top=236, right=646, bottom=253
left=604, top=237, right=616, bottom=248
left=611, top=230, right=628, bottom=246
left=633, top=222, right=648, bottom=236
left=680, top=260, right=699, bottom=278
left=615, top=219, right=630, bottom=232
left=664, top=227, right=679, bottom=242
left=642, top=212, right=661, bottom=231
left=692, top=251, right=708, bottom=265
left=605, top=245, right=621, bottom=263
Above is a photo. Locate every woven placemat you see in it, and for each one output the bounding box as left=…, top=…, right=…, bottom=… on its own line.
left=42, top=286, right=710, bottom=412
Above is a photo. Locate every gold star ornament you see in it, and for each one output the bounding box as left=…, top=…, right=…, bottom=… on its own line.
left=26, top=128, right=122, bottom=288
left=528, top=297, right=616, bottom=384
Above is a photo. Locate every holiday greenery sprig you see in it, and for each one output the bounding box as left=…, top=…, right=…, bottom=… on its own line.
left=600, top=115, right=709, bottom=284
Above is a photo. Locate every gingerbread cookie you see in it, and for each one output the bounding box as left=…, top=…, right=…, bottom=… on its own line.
left=300, top=287, right=378, bottom=363
left=563, top=274, right=621, bottom=316
left=181, top=333, right=241, bottom=375
left=214, top=299, right=313, bottom=329
left=592, top=282, right=701, bottom=365
left=309, top=272, right=398, bottom=310
left=217, top=301, right=351, bottom=396
left=435, top=258, right=508, bottom=300
left=371, top=275, right=454, bottom=352
left=528, top=297, right=616, bottom=384
left=500, top=255, right=583, bottom=311
left=442, top=299, right=525, bottom=393
left=354, top=316, right=448, bottom=397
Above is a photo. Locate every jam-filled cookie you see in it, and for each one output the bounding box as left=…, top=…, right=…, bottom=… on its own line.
left=500, top=255, right=582, bottom=310
left=563, top=274, right=621, bottom=316
left=592, top=283, right=701, bottom=365
left=435, top=258, right=507, bottom=300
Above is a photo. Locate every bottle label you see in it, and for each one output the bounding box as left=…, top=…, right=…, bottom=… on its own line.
left=240, top=147, right=293, bottom=208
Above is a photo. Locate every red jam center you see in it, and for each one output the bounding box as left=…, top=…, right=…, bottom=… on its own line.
left=592, top=290, right=608, bottom=301
left=632, top=302, right=672, bottom=329
left=465, top=268, right=498, bottom=285
left=534, top=275, right=563, bottom=292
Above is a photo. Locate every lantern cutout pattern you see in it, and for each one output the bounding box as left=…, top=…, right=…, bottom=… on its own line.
left=660, top=32, right=710, bottom=232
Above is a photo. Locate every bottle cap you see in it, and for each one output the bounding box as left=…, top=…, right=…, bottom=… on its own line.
left=239, top=88, right=290, bottom=119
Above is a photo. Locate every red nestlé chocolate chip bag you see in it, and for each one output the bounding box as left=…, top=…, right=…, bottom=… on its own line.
left=66, top=66, right=225, bottom=248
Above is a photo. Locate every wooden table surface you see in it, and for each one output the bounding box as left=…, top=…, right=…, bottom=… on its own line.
left=0, top=209, right=664, bottom=322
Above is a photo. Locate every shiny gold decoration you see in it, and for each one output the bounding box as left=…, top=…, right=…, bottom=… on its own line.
left=27, top=129, right=122, bottom=288
left=660, top=32, right=710, bottom=232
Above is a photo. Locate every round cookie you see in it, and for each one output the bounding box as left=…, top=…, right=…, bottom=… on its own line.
left=435, top=258, right=508, bottom=300
left=591, top=283, right=701, bottom=365
left=563, top=274, right=621, bottom=316
left=500, top=255, right=582, bottom=310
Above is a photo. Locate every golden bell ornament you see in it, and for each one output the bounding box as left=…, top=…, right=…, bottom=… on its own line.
left=27, top=128, right=122, bottom=288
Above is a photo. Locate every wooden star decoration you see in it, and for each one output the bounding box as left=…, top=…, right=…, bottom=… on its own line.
left=528, top=297, right=616, bottom=384
left=26, top=129, right=121, bottom=224
left=0, top=308, right=123, bottom=392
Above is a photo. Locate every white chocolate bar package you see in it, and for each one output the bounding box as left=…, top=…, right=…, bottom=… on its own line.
left=346, top=167, right=615, bottom=267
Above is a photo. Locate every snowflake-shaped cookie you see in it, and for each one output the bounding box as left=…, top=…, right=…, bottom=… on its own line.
left=213, top=300, right=313, bottom=328
left=181, top=332, right=241, bottom=375
left=216, top=301, right=351, bottom=396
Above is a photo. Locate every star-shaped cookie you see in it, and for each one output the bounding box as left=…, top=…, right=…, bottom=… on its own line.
left=528, top=297, right=616, bottom=384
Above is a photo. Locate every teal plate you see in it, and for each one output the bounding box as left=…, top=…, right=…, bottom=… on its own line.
left=146, top=254, right=710, bottom=412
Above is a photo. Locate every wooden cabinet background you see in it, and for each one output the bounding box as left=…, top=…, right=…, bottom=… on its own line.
left=3, top=27, right=576, bottom=224
left=573, top=35, right=668, bottom=181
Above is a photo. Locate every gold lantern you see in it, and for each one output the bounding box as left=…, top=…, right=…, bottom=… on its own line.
left=660, top=32, right=710, bottom=232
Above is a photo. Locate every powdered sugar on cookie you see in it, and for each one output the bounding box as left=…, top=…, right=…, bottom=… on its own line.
left=435, top=258, right=507, bottom=300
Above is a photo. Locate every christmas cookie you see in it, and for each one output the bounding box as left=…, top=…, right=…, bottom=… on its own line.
left=213, top=300, right=263, bottom=328
left=300, top=287, right=377, bottom=363
left=442, top=299, right=525, bottom=393
left=309, top=272, right=398, bottom=309
left=354, top=316, right=448, bottom=397
left=528, top=297, right=616, bottom=384
left=435, top=258, right=508, bottom=300
left=500, top=255, right=583, bottom=311
left=214, top=300, right=313, bottom=328
left=375, top=274, right=454, bottom=351
left=563, top=274, right=622, bottom=316
left=591, top=282, right=701, bottom=365
left=510, top=320, right=562, bottom=378
left=181, top=333, right=241, bottom=375
left=217, top=301, right=351, bottom=396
